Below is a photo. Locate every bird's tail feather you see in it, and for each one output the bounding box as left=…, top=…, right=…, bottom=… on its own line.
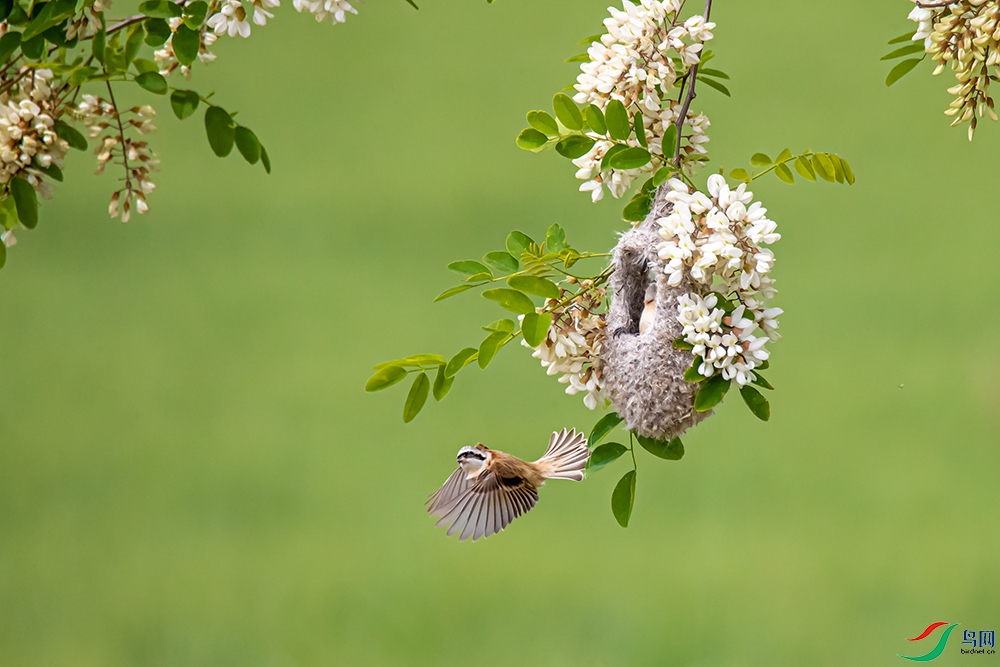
left=535, top=428, right=590, bottom=481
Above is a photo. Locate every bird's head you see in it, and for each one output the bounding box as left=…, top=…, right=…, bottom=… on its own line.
left=456, top=444, right=490, bottom=478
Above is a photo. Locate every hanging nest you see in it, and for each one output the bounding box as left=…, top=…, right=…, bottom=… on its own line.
left=599, top=188, right=711, bottom=440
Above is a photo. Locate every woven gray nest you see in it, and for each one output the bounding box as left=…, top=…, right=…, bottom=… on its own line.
left=599, top=188, right=712, bottom=440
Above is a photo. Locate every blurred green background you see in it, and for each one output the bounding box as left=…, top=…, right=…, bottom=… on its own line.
left=2, top=0, right=998, bottom=665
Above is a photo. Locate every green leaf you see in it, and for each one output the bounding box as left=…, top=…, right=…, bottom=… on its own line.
left=54, top=120, right=87, bottom=150
left=661, top=124, right=677, bottom=157
left=260, top=146, right=271, bottom=174
left=478, top=331, right=509, bottom=369
left=633, top=114, right=647, bottom=148
left=751, top=373, right=773, bottom=390
left=482, top=288, right=535, bottom=314
left=0, top=0, right=11, bottom=22
left=234, top=126, right=261, bottom=165
left=432, top=364, right=453, bottom=401
left=830, top=154, right=846, bottom=183
left=600, top=144, right=628, bottom=172
left=183, top=0, right=208, bottom=27
left=507, top=275, right=559, bottom=299
left=564, top=53, right=589, bottom=63
left=739, top=385, right=770, bottom=421
left=135, top=71, right=168, bottom=95
left=172, top=23, right=200, bottom=67
left=605, top=100, right=630, bottom=141
left=545, top=224, right=567, bottom=252
left=526, top=110, right=558, bottom=136
left=683, top=358, right=706, bottom=382
left=886, top=57, right=922, bottom=86
left=622, top=192, right=652, bottom=222
left=590, top=412, right=624, bottom=445
left=139, top=0, right=183, bottom=18
left=697, top=76, right=731, bottom=96
left=555, top=136, right=595, bottom=159
left=729, top=168, right=749, bottom=181
left=636, top=435, right=684, bottom=460
left=133, top=58, right=159, bottom=74
left=0, top=32, right=21, bottom=64
left=585, top=104, right=606, bottom=135
left=204, top=106, right=235, bottom=157
left=578, top=32, right=603, bottom=45
left=839, top=156, right=856, bottom=185
left=143, top=17, right=171, bottom=46
left=794, top=156, right=816, bottom=181
left=611, top=470, right=636, bottom=528
left=698, top=67, right=730, bottom=79
left=521, top=311, right=553, bottom=347
left=433, top=284, right=475, bottom=302
left=448, top=260, right=491, bottom=277
left=365, top=365, right=407, bottom=392
left=34, top=162, right=63, bottom=182
left=672, top=337, right=694, bottom=351
left=505, top=231, right=533, bottom=257
left=588, top=442, right=627, bottom=473
left=552, top=93, right=583, bottom=131
left=750, top=152, right=772, bottom=167
left=20, top=34, right=43, bottom=60
left=483, top=318, right=515, bottom=334
left=757, top=359, right=770, bottom=371
left=774, top=163, right=794, bottom=184
left=124, top=22, right=144, bottom=65
left=888, top=30, right=915, bottom=45
left=881, top=42, right=925, bottom=60
left=371, top=353, right=445, bottom=369
left=516, top=128, right=548, bottom=150
left=814, top=153, right=836, bottom=182
left=170, top=89, right=200, bottom=120
left=402, top=372, right=430, bottom=423
left=482, top=251, right=518, bottom=273
left=445, top=347, right=478, bottom=378
left=10, top=177, right=37, bottom=229
left=22, top=0, right=75, bottom=42
left=694, top=374, right=730, bottom=412
left=608, top=147, right=650, bottom=170
left=652, top=166, right=676, bottom=187
left=0, top=237, right=5, bottom=269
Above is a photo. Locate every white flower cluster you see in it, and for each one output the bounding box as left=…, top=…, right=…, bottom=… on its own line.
left=676, top=294, right=774, bottom=385
left=908, top=0, right=1000, bottom=139
left=0, top=69, right=68, bottom=198
left=657, top=174, right=782, bottom=384
left=156, top=18, right=219, bottom=77
left=207, top=0, right=355, bottom=38
left=571, top=0, right=714, bottom=202
left=76, top=96, right=159, bottom=223
left=522, top=283, right=606, bottom=410
left=293, top=0, right=357, bottom=25
left=573, top=106, right=709, bottom=203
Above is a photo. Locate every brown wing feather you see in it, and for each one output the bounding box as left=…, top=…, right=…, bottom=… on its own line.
left=427, top=467, right=472, bottom=516
left=429, top=466, right=539, bottom=541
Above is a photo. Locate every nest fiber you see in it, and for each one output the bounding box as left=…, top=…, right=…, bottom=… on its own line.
left=599, top=190, right=711, bottom=440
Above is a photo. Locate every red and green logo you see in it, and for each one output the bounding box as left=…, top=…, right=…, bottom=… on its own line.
left=899, top=622, right=960, bottom=662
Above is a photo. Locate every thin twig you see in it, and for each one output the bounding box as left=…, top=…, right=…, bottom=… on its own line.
left=914, top=1, right=952, bottom=7
left=672, top=0, right=712, bottom=168
left=105, top=79, right=132, bottom=195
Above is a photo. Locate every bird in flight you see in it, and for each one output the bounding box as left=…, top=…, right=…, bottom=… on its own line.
left=426, top=429, right=590, bottom=541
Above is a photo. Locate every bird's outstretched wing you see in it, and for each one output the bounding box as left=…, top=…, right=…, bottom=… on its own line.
left=426, top=468, right=538, bottom=541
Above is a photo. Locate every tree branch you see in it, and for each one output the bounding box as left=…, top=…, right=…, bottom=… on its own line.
left=672, top=0, right=712, bottom=168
